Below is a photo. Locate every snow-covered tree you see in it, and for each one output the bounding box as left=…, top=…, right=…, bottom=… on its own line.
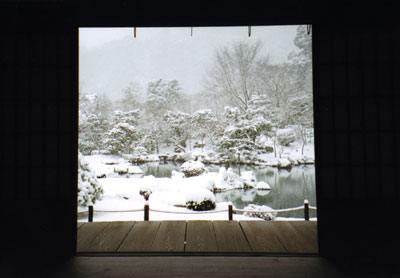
left=114, top=81, right=143, bottom=111
left=277, top=128, right=296, bottom=146
left=191, top=109, right=217, bottom=147
left=288, top=25, right=312, bottom=93
left=78, top=152, right=104, bottom=207
left=146, top=79, right=183, bottom=115
left=104, top=110, right=141, bottom=154
left=217, top=107, right=272, bottom=161
left=204, top=41, right=267, bottom=111
left=79, top=93, right=112, bottom=154
left=163, top=111, right=192, bottom=152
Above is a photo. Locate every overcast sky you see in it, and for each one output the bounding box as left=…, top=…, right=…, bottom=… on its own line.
left=79, top=26, right=301, bottom=100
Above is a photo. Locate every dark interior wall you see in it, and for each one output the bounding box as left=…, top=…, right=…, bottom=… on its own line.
left=0, top=2, right=78, bottom=272
left=313, top=24, right=400, bottom=263
left=0, top=0, right=399, bottom=273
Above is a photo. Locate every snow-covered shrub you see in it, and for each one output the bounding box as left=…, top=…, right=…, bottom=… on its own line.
left=78, top=153, right=104, bottom=207
left=243, top=204, right=277, bottom=221
left=277, top=128, right=296, bottom=146
left=180, top=160, right=206, bottom=177
left=185, top=189, right=216, bottom=211
left=241, top=171, right=257, bottom=188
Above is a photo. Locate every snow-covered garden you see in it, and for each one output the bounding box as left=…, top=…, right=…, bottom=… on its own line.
left=78, top=26, right=316, bottom=222
left=78, top=152, right=316, bottom=222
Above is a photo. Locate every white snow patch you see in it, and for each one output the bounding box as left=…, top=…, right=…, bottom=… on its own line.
left=241, top=171, right=257, bottom=188
left=255, top=181, right=271, bottom=190
left=128, top=166, right=143, bottom=174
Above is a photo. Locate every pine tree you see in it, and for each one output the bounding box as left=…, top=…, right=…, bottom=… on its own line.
left=104, top=110, right=141, bottom=154
left=78, top=152, right=104, bottom=207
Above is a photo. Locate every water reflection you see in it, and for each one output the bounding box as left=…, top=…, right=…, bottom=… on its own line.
left=139, top=162, right=317, bottom=218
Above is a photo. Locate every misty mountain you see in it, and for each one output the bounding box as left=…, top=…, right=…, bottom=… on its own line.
left=79, top=26, right=298, bottom=100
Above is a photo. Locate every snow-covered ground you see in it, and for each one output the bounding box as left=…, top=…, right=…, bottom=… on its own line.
left=78, top=153, right=317, bottom=222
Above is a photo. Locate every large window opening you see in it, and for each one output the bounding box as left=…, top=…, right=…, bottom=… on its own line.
left=77, top=25, right=317, bottom=254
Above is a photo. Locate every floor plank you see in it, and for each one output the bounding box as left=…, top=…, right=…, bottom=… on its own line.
left=83, top=221, right=135, bottom=252
left=213, top=221, right=251, bottom=252
left=117, top=221, right=161, bottom=252
left=77, top=222, right=85, bottom=230
left=77, top=222, right=110, bottom=252
left=289, top=222, right=318, bottom=243
left=240, top=221, right=287, bottom=253
left=271, top=221, right=316, bottom=253
left=151, top=221, right=186, bottom=252
left=185, top=221, right=217, bottom=252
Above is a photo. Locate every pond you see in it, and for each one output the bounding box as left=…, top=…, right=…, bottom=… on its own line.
left=138, top=162, right=317, bottom=218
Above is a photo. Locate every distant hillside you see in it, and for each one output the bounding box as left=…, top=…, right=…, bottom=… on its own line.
left=79, top=26, right=298, bottom=100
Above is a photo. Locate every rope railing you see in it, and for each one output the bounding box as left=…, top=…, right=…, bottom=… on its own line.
left=150, top=209, right=229, bottom=214
left=86, top=200, right=316, bottom=222
left=233, top=206, right=304, bottom=214
left=93, top=209, right=143, bottom=213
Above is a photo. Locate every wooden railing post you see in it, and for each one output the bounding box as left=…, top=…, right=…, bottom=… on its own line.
left=228, top=204, right=233, bottom=221
left=88, top=205, right=93, bottom=222
left=144, top=202, right=149, bottom=221
left=304, top=199, right=309, bottom=221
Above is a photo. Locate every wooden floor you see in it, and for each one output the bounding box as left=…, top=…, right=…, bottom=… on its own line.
left=77, top=221, right=318, bottom=254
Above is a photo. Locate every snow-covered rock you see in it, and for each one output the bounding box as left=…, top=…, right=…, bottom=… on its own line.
left=180, top=160, right=206, bottom=177
left=127, top=166, right=143, bottom=174
left=226, top=168, right=244, bottom=188
left=171, top=170, right=185, bottom=179
left=241, top=171, right=257, bottom=188
left=114, top=165, right=129, bottom=174
left=243, top=204, right=277, bottom=221
left=278, top=158, right=291, bottom=168
left=214, top=167, right=245, bottom=191
left=256, top=190, right=270, bottom=196
left=255, top=181, right=271, bottom=190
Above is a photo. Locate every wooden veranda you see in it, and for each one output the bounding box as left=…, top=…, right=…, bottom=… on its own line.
left=77, top=220, right=318, bottom=254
